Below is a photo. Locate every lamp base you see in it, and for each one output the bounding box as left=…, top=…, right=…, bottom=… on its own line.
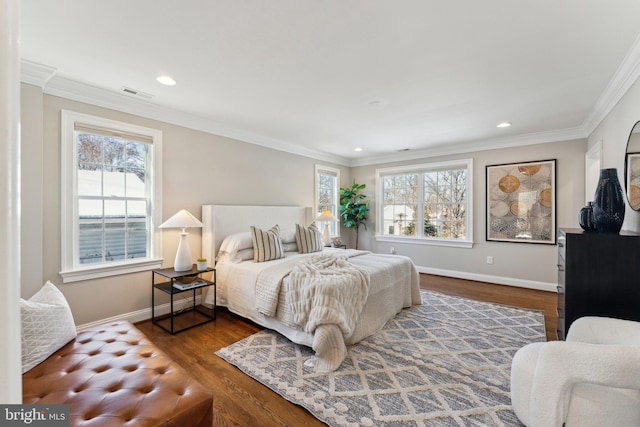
left=322, top=223, right=330, bottom=246
left=174, top=233, right=192, bottom=271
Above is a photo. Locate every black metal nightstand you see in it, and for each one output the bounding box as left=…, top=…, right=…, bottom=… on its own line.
left=151, top=265, right=216, bottom=334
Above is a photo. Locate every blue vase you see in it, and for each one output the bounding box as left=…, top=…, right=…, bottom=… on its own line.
left=593, top=168, right=625, bottom=233
left=578, top=202, right=597, bottom=231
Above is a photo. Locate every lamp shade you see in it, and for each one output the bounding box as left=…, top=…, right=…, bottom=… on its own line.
left=159, top=209, right=204, bottom=230
left=315, top=210, right=338, bottom=223
left=159, top=209, right=203, bottom=271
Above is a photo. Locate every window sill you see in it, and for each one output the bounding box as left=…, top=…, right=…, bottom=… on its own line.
left=60, top=258, right=164, bottom=283
left=375, top=235, right=474, bottom=249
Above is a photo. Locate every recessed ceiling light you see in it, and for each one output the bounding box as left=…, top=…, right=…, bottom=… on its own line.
left=156, top=75, right=176, bottom=86
left=497, top=122, right=512, bottom=128
left=354, top=147, right=364, bottom=152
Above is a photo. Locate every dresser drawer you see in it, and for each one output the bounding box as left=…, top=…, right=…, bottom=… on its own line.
left=557, top=233, right=566, bottom=262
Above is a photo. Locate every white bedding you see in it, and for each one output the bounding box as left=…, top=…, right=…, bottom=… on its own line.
left=203, top=247, right=422, bottom=370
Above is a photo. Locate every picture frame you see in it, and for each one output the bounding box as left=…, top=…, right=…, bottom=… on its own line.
left=625, top=152, right=640, bottom=210
left=486, top=159, right=556, bottom=244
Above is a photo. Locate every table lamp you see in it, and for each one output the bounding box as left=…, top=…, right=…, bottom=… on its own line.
left=315, top=210, right=338, bottom=246
left=159, top=209, right=204, bottom=271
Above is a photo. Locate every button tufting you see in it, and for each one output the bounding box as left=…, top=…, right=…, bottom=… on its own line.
left=114, top=351, right=125, bottom=357
left=106, top=382, right=122, bottom=393
left=138, top=385, right=154, bottom=394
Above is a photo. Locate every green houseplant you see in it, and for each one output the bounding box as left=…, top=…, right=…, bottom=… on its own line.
left=339, top=180, right=369, bottom=249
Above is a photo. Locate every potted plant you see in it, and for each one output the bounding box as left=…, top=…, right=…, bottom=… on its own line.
left=339, top=180, right=369, bottom=249
left=196, top=258, right=207, bottom=271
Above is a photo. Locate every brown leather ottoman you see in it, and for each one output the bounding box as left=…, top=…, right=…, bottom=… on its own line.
left=23, top=321, right=213, bottom=427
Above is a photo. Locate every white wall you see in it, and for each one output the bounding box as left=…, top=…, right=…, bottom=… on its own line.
left=351, top=138, right=586, bottom=290
left=588, top=77, right=640, bottom=233
left=21, top=87, right=351, bottom=325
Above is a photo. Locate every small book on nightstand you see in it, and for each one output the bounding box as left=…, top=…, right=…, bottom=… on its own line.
left=173, top=278, right=208, bottom=290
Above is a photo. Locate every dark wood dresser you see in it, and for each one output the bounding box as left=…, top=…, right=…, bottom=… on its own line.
left=557, top=228, right=640, bottom=339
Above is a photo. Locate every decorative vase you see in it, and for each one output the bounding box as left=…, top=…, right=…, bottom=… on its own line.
left=578, top=202, right=597, bottom=231
left=592, top=168, right=625, bottom=233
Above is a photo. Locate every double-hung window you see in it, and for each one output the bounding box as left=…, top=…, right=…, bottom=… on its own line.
left=376, top=159, right=473, bottom=248
left=315, top=165, right=340, bottom=237
left=60, top=111, right=163, bottom=282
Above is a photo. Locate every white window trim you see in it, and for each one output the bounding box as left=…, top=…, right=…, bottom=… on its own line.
left=315, top=164, right=341, bottom=237
left=60, top=110, right=163, bottom=283
left=375, top=158, right=474, bottom=248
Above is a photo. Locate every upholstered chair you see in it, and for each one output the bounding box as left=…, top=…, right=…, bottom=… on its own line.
left=510, top=316, right=640, bottom=427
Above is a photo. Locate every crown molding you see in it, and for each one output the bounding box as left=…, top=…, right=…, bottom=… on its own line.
left=582, top=33, right=640, bottom=135
left=20, top=59, right=56, bottom=87
left=349, top=126, right=588, bottom=167
left=20, top=61, right=351, bottom=167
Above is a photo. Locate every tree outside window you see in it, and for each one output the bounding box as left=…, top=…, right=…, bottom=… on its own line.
left=378, top=160, right=472, bottom=243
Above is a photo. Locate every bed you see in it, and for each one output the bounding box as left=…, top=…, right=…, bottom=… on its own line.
left=201, top=205, right=421, bottom=371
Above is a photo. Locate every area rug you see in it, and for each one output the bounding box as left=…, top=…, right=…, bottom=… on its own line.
left=216, top=290, right=546, bottom=426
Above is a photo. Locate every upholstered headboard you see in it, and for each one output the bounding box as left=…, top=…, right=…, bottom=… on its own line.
left=201, top=205, right=313, bottom=266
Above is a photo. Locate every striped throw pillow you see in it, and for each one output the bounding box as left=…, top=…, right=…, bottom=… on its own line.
left=295, top=223, right=324, bottom=254
left=250, top=224, right=285, bottom=262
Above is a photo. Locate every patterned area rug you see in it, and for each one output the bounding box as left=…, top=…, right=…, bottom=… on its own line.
left=216, top=290, right=546, bottom=426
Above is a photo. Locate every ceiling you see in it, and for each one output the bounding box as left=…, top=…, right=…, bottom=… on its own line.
left=20, top=1, right=640, bottom=166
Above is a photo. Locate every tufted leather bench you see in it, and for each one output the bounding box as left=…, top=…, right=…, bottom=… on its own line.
left=22, top=321, right=213, bottom=427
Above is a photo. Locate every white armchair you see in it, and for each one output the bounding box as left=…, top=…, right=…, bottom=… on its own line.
left=510, top=316, right=640, bottom=427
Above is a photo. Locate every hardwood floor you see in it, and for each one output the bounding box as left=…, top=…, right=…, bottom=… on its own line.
left=135, top=274, right=557, bottom=426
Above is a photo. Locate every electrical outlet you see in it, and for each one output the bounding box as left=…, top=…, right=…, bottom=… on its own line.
left=390, top=247, right=397, bottom=254
left=487, top=256, right=494, bottom=265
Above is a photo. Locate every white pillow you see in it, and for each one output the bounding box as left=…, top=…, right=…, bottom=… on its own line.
left=279, top=226, right=297, bottom=245
left=251, top=224, right=285, bottom=262
left=295, top=222, right=324, bottom=253
left=21, top=281, right=77, bottom=373
left=216, top=231, right=253, bottom=262
left=282, top=242, right=298, bottom=252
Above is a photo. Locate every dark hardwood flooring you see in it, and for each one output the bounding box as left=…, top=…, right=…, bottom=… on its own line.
left=136, top=274, right=557, bottom=426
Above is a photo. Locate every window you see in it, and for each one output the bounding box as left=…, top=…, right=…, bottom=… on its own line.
left=60, top=111, right=163, bottom=282
left=315, top=165, right=340, bottom=236
left=376, top=159, right=473, bottom=248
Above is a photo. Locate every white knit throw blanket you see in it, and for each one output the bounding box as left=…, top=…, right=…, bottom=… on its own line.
left=284, top=253, right=370, bottom=372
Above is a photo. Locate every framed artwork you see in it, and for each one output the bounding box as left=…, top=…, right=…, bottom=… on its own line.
left=486, top=159, right=556, bottom=244
left=626, top=152, right=640, bottom=210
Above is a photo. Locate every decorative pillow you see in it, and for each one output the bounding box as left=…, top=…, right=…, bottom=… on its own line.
left=295, top=222, right=324, bottom=254
left=21, top=281, right=77, bottom=373
left=251, top=224, right=285, bottom=262
left=216, top=231, right=253, bottom=262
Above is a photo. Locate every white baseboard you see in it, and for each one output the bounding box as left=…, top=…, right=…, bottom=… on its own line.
left=76, top=295, right=202, bottom=331
left=416, top=266, right=557, bottom=293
